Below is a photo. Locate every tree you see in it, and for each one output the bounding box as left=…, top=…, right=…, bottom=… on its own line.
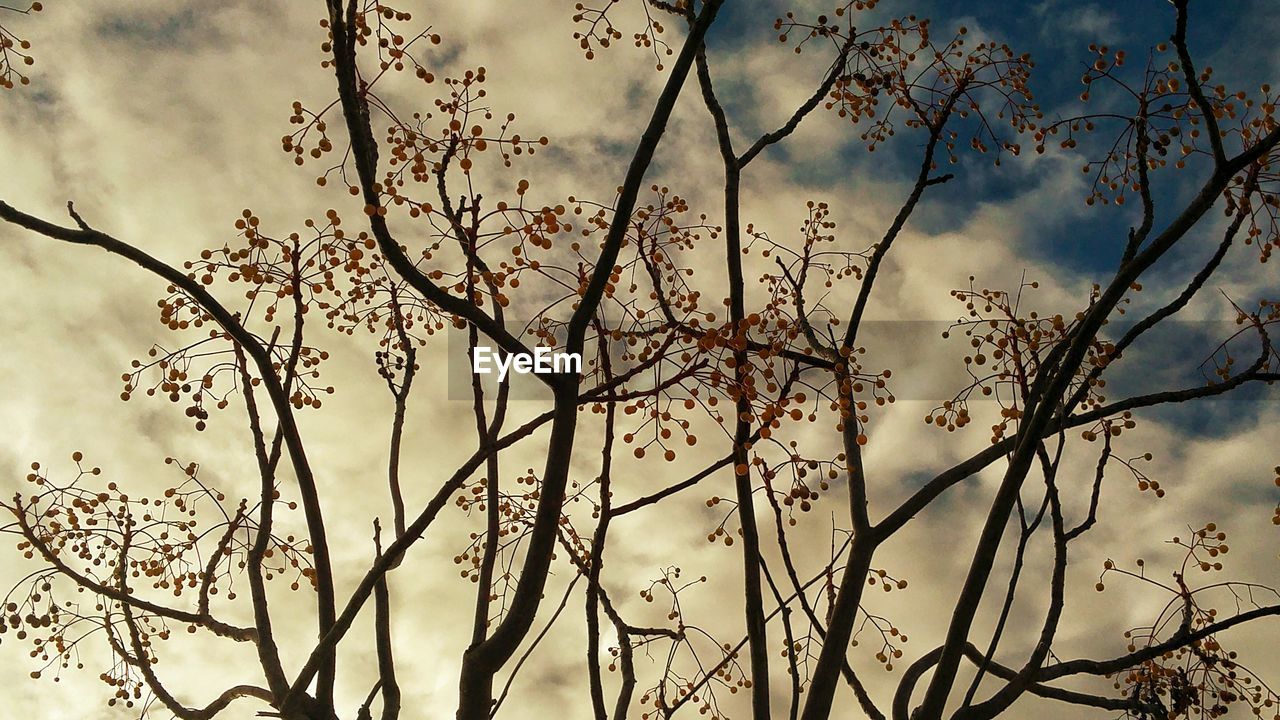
left=2, top=1, right=1279, bottom=719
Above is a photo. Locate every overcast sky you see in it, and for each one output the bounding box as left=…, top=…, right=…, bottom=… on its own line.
left=1, top=1, right=1278, bottom=719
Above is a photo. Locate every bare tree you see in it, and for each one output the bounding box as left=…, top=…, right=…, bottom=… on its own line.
left=2, top=1, right=1279, bottom=720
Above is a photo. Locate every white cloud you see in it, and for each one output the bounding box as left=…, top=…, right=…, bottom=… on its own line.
left=1, top=3, right=1276, bottom=719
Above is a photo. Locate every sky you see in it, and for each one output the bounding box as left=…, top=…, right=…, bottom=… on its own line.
left=1, top=1, right=1278, bottom=719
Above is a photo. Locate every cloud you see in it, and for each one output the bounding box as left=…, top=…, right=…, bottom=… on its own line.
left=1033, top=1, right=1123, bottom=45
left=1, top=2, right=1276, bottom=719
